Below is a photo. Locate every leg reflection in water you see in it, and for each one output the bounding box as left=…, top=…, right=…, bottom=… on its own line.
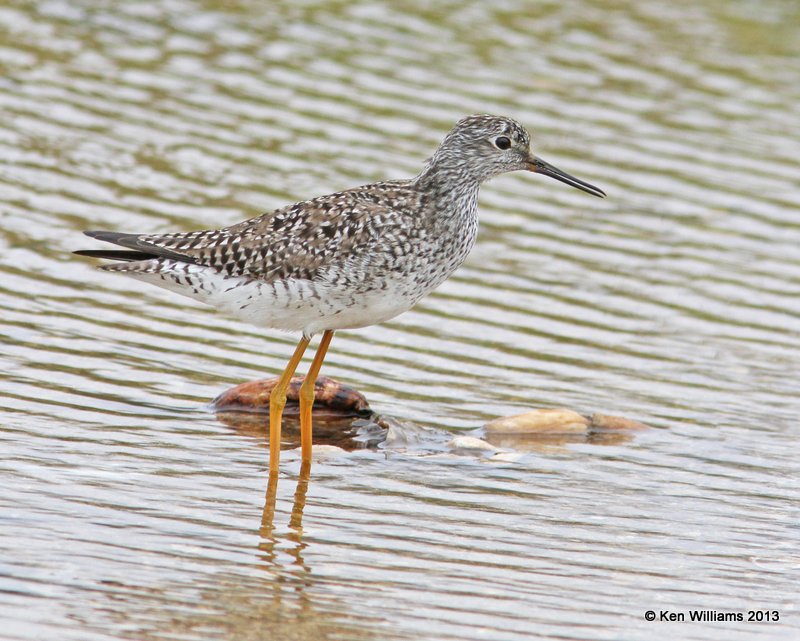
left=257, top=461, right=312, bottom=582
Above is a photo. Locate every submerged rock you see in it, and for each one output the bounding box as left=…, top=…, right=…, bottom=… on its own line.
left=375, top=415, right=450, bottom=450
left=589, top=413, right=649, bottom=431
left=286, top=444, right=349, bottom=460
left=449, top=436, right=498, bottom=452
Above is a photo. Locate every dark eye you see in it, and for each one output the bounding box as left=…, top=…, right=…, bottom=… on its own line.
left=494, top=136, right=511, bottom=150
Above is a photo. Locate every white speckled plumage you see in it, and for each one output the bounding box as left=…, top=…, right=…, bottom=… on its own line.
left=77, top=115, right=604, bottom=337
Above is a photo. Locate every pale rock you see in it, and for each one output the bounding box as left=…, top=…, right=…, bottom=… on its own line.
left=449, top=436, right=497, bottom=451
left=485, top=409, right=590, bottom=434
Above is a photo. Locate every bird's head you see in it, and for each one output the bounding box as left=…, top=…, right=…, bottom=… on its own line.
left=425, top=114, right=605, bottom=198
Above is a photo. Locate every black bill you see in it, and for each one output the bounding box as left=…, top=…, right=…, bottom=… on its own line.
left=529, top=156, right=606, bottom=198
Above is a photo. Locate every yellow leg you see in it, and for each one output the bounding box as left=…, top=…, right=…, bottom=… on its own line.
left=298, top=330, right=334, bottom=466
left=269, top=336, right=311, bottom=475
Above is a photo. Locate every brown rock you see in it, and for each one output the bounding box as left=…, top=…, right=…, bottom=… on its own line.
left=213, top=376, right=378, bottom=451
left=212, top=375, right=371, bottom=415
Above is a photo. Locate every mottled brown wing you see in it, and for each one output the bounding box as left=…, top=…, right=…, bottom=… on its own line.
left=131, top=183, right=417, bottom=282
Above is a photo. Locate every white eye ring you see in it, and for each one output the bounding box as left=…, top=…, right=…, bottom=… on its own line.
left=494, top=136, right=511, bottom=150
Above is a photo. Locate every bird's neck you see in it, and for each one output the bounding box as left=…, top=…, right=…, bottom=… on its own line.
left=412, top=162, right=481, bottom=243
left=411, top=160, right=481, bottom=276
left=412, top=161, right=483, bottom=207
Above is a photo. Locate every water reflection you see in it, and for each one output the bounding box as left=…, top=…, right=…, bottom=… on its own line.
left=216, top=406, right=385, bottom=453
left=482, top=427, right=638, bottom=453
left=93, top=465, right=377, bottom=641
left=257, top=467, right=313, bottom=622
left=248, top=465, right=380, bottom=641
left=258, top=466, right=310, bottom=563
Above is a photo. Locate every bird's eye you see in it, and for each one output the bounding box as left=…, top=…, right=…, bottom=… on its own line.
left=494, top=136, right=511, bottom=150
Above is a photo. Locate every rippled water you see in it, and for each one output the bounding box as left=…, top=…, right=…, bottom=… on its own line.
left=2, top=1, right=799, bottom=639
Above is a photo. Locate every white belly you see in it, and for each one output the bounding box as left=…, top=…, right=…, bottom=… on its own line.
left=229, top=277, right=418, bottom=335
left=122, top=260, right=420, bottom=336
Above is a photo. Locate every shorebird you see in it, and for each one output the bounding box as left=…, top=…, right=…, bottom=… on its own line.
left=76, top=114, right=605, bottom=476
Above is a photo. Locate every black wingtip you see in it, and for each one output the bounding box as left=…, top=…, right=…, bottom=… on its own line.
left=76, top=230, right=199, bottom=265
left=74, top=249, right=158, bottom=261
left=77, top=232, right=155, bottom=261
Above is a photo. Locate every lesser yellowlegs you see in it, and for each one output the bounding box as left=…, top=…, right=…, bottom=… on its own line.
left=76, top=114, right=605, bottom=475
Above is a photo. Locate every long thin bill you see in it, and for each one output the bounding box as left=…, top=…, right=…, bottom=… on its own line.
left=530, top=156, right=606, bottom=198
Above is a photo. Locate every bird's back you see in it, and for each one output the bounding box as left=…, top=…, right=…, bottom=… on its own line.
left=81, top=178, right=471, bottom=334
